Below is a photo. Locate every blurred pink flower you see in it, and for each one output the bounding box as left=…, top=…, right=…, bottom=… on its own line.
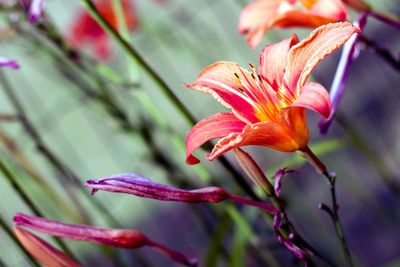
left=238, top=0, right=367, bottom=47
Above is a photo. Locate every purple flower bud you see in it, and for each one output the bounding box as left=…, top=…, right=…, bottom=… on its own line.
left=14, top=213, right=197, bottom=267
left=85, top=173, right=276, bottom=214
left=85, top=173, right=229, bottom=203
left=319, top=13, right=368, bottom=134
left=0, top=57, right=19, bottom=69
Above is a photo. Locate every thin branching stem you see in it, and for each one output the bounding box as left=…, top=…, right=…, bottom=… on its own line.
left=302, top=146, right=353, bottom=267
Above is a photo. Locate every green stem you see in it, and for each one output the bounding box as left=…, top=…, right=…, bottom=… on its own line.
left=301, top=146, right=353, bottom=267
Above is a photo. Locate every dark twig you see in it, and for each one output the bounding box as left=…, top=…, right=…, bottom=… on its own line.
left=359, top=35, right=400, bottom=72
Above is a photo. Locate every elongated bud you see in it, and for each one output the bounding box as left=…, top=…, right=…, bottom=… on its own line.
left=14, top=213, right=148, bottom=249
left=233, top=148, right=274, bottom=196
left=85, top=173, right=276, bottom=214
left=85, top=173, right=229, bottom=203
left=14, top=227, right=81, bottom=267
left=14, top=213, right=196, bottom=267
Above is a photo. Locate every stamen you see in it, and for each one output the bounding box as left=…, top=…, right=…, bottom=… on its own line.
left=248, top=63, right=256, bottom=73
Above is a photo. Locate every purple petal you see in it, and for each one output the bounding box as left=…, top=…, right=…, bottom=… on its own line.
left=84, top=173, right=229, bottom=203
left=273, top=168, right=296, bottom=197
left=0, top=58, right=20, bottom=69
left=319, top=13, right=368, bottom=134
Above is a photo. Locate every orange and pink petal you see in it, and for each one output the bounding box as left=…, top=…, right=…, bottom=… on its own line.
left=185, top=112, right=246, bottom=164
left=284, top=22, right=361, bottom=93
left=185, top=62, right=262, bottom=124
left=289, top=82, right=331, bottom=118
left=259, top=34, right=298, bottom=92
left=207, top=121, right=305, bottom=161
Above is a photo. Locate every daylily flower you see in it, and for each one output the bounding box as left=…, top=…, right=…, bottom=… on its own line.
left=185, top=22, right=359, bottom=165
left=239, top=0, right=368, bottom=47
left=14, top=213, right=197, bottom=267
left=14, top=227, right=81, bottom=267
left=68, top=0, right=138, bottom=61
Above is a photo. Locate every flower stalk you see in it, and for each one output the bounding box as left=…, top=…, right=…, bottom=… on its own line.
left=301, top=146, right=353, bottom=267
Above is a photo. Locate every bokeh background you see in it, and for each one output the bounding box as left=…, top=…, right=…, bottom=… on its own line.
left=0, top=0, right=399, bottom=266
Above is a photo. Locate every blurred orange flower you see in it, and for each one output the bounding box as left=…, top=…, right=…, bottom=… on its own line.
left=185, top=22, right=359, bottom=165
left=68, top=0, right=138, bottom=61
left=239, top=0, right=367, bottom=47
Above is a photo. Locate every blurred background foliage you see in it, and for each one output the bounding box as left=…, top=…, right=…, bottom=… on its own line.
left=0, top=0, right=400, bottom=266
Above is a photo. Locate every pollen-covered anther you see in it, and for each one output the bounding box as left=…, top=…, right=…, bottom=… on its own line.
left=233, top=72, right=242, bottom=84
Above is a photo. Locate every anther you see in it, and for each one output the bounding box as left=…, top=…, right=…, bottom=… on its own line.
left=233, top=73, right=242, bottom=84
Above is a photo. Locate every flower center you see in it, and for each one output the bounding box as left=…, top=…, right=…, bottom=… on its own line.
left=234, top=64, right=295, bottom=123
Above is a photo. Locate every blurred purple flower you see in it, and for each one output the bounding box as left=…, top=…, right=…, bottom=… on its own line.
left=319, top=13, right=368, bottom=134
left=18, top=0, right=45, bottom=23
left=14, top=213, right=197, bottom=267
left=28, top=0, right=44, bottom=23
left=0, top=57, right=19, bottom=69
left=85, top=173, right=276, bottom=213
